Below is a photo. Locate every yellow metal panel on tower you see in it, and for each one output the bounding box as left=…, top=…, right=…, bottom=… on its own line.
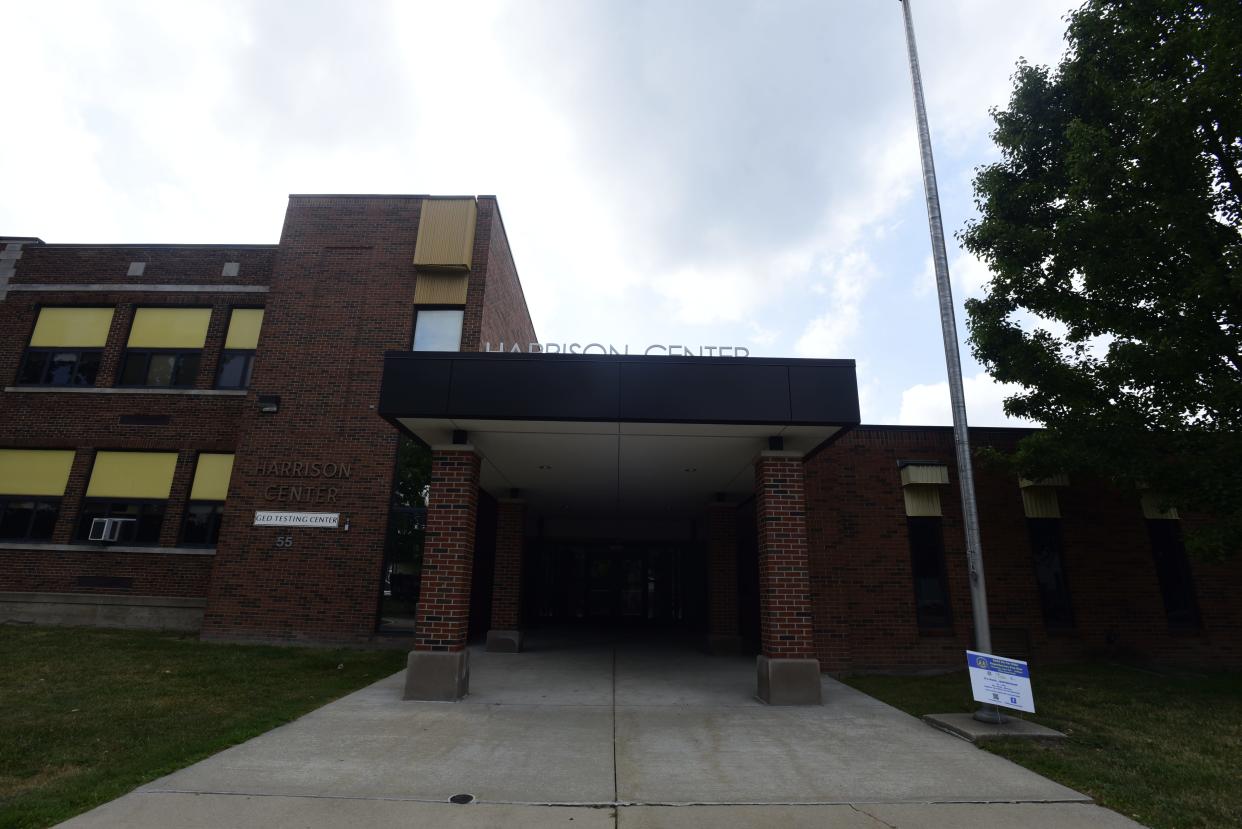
left=86, top=452, right=178, bottom=499
left=412, top=274, right=469, bottom=305
left=1021, top=486, right=1061, bottom=518
left=903, top=485, right=942, bottom=517
left=0, top=449, right=76, bottom=496
left=413, top=198, right=477, bottom=270
left=189, top=453, right=234, bottom=501
left=127, top=308, right=212, bottom=349
left=223, top=309, right=264, bottom=350
left=29, top=307, right=115, bottom=348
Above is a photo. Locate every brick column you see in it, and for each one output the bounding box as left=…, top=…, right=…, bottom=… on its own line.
left=706, top=501, right=741, bottom=654
left=486, top=499, right=526, bottom=652
left=404, top=446, right=480, bottom=701
left=754, top=451, right=822, bottom=704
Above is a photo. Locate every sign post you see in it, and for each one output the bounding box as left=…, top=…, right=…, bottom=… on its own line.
left=966, top=650, right=1035, bottom=715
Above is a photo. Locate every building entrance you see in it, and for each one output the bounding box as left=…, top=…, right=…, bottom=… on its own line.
left=526, top=540, right=705, bottom=628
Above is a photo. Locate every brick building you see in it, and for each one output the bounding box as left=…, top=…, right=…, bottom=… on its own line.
left=1, top=195, right=1237, bottom=703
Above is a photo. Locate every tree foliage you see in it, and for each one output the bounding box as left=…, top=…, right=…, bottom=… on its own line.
left=960, top=0, right=1242, bottom=558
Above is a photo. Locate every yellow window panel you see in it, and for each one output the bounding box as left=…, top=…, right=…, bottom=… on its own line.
left=127, top=308, right=212, bottom=349
left=224, top=309, right=264, bottom=351
left=0, top=449, right=76, bottom=496
left=412, top=274, right=469, bottom=305
left=86, top=451, right=178, bottom=500
left=190, top=454, right=234, bottom=501
left=903, top=485, right=942, bottom=517
left=29, top=307, right=115, bottom=348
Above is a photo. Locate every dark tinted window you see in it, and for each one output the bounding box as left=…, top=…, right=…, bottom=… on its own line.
left=16, top=350, right=103, bottom=386
left=120, top=354, right=148, bottom=385
left=182, top=503, right=224, bottom=546
left=1147, top=520, right=1201, bottom=631
left=1028, top=518, right=1074, bottom=629
left=216, top=352, right=254, bottom=389
left=74, top=351, right=102, bottom=385
left=17, top=351, right=49, bottom=384
left=908, top=516, right=952, bottom=629
left=120, top=352, right=201, bottom=387
left=0, top=499, right=59, bottom=541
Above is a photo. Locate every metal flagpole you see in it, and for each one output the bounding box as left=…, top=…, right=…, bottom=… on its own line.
left=898, top=0, right=1004, bottom=724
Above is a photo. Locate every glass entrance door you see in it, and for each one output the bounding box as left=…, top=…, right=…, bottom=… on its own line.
left=529, top=540, right=699, bottom=627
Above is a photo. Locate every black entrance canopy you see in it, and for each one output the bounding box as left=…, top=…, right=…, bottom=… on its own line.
left=378, top=352, right=860, bottom=514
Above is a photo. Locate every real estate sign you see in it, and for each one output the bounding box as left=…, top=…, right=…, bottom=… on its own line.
left=966, top=650, right=1035, bottom=713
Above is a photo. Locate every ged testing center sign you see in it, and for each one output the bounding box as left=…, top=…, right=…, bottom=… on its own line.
left=254, top=511, right=340, bottom=528
left=966, top=650, right=1035, bottom=713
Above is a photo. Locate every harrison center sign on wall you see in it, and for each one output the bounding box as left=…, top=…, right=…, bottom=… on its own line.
left=485, top=342, right=752, bottom=357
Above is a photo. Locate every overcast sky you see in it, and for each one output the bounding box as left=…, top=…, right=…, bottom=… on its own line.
left=1, top=0, right=1080, bottom=426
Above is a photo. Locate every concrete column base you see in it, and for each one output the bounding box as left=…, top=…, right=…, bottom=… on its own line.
left=485, top=629, right=524, bottom=653
left=403, top=649, right=470, bottom=701
left=706, top=633, right=744, bottom=655
left=756, top=654, right=822, bottom=705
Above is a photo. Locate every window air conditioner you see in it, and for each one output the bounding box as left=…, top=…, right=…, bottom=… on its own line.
left=88, top=517, right=136, bottom=542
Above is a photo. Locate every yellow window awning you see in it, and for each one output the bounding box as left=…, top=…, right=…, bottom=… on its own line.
left=223, top=309, right=264, bottom=351
left=128, top=308, right=212, bottom=349
left=413, top=198, right=477, bottom=271
left=29, top=307, right=115, bottom=348
left=189, top=454, right=234, bottom=501
left=0, top=449, right=76, bottom=496
left=86, top=451, right=178, bottom=500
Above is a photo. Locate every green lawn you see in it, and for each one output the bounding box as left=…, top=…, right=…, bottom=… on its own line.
left=0, top=625, right=406, bottom=829
left=842, top=663, right=1242, bottom=829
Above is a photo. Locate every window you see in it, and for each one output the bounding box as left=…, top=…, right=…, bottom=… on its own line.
left=1146, top=519, right=1201, bottom=631
left=76, top=501, right=166, bottom=544
left=120, top=352, right=201, bottom=387
left=0, top=499, right=59, bottom=541
left=0, top=449, right=74, bottom=541
left=17, top=307, right=114, bottom=387
left=1027, top=518, right=1074, bottom=629
left=182, top=503, right=224, bottom=546
left=907, top=516, right=952, bottom=629
left=181, top=453, right=233, bottom=547
left=78, top=451, right=178, bottom=545
left=120, top=308, right=211, bottom=388
left=412, top=308, right=463, bottom=351
left=216, top=308, right=263, bottom=389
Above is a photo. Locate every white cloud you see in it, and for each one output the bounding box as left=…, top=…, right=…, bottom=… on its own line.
left=897, top=371, right=1038, bottom=428
left=794, top=249, right=877, bottom=358
left=0, top=0, right=1081, bottom=407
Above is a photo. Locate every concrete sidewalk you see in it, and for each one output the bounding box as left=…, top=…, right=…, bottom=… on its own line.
left=58, top=635, right=1145, bottom=828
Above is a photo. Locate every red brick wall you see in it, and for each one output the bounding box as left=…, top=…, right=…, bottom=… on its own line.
left=0, top=550, right=212, bottom=597
left=805, top=427, right=1242, bottom=672
left=478, top=198, right=538, bottom=350
left=9, top=245, right=274, bottom=287
left=415, top=448, right=480, bottom=651
left=707, top=503, right=738, bottom=638
left=201, top=197, right=429, bottom=642
left=0, top=245, right=265, bottom=602
left=755, top=453, right=816, bottom=660
left=490, top=500, right=525, bottom=630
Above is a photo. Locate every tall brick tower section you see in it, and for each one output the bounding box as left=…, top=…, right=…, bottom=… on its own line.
left=201, top=195, right=535, bottom=648
left=754, top=450, right=822, bottom=704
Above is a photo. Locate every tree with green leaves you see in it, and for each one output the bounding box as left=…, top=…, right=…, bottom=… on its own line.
left=960, top=0, right=1241, bottom=558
